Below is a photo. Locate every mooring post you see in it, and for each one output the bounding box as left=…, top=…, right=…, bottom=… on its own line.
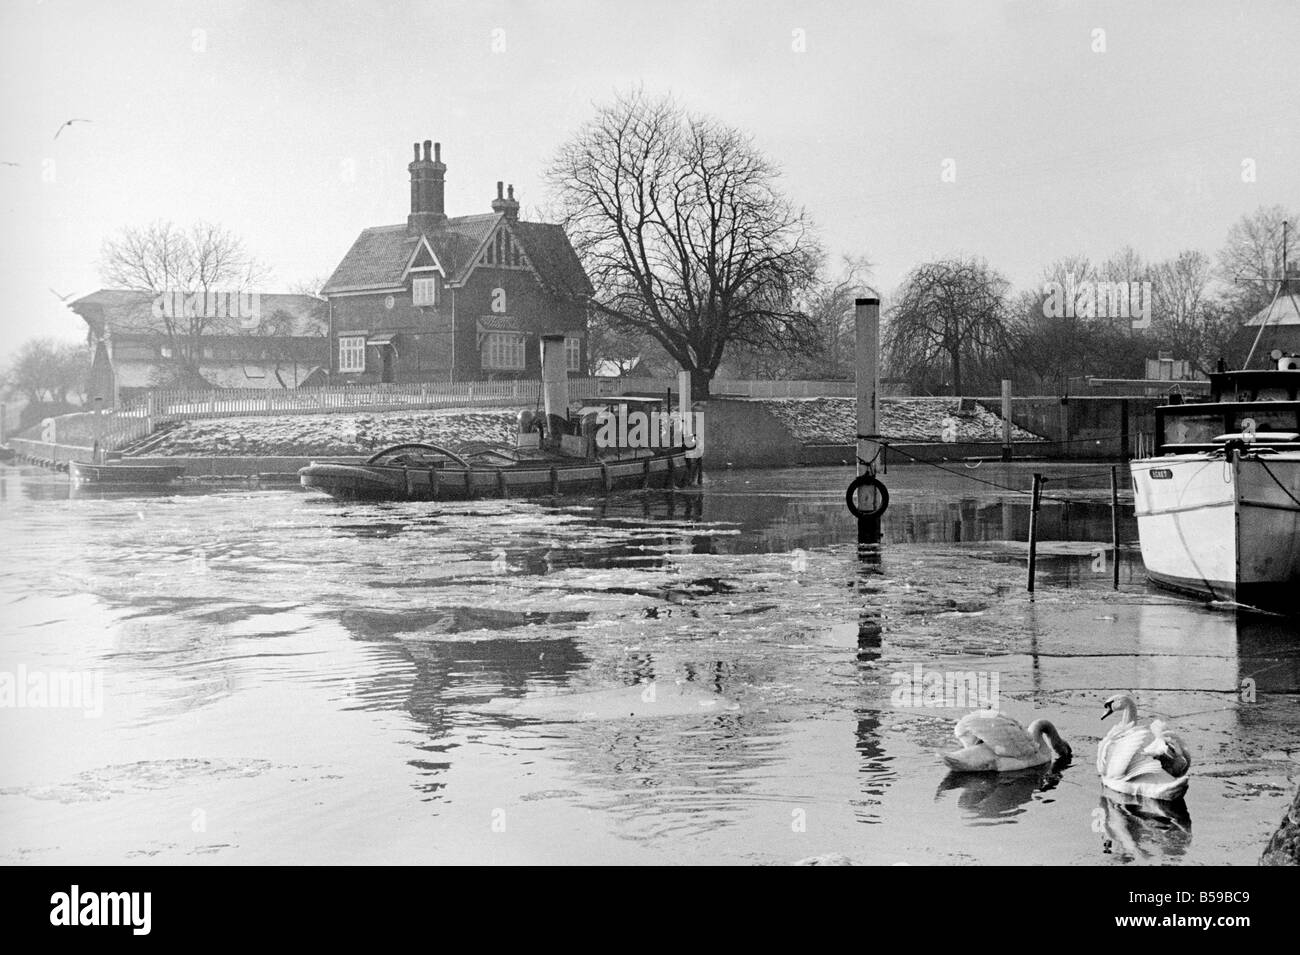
left=1001, top=379, right=1013, bottom=461
left=1110, top=465, right=1121, bottom=590
left=93, top=395, right=105, bottom=464
left=855, top=298, right=883, bottom=546
left=1027, top=473, right=1044, bottom=593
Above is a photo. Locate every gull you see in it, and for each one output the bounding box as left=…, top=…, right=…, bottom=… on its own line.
left=54, top=119, right=92, bottom=140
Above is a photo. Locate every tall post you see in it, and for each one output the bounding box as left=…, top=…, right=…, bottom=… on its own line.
left=855, top=297, right=882, bottom=546
left=92, top=395, right=105, bottom=464
left=1027, top=473, right=1044, bottom=593
left=1000, top=378, right=1013, bottom=462
left=540, top=334, right=569, bottom=446
left=0, top=402, right=6, bottom=445
left=1110, top=465, right=1121, bottom=590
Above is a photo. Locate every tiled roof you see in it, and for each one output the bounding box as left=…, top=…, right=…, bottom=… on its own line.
left=322, top=214, right=592, bottom=299
left=512, top=221, right=595, bottom=298
left=70, top=290, right=328, bottom=337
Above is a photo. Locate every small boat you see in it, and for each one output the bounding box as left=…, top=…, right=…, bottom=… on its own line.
left=301, top=338, right=703, bottom=502
left=1131, top=352, right=1300, bottom=609
left=299, top=439, right=699, bottom=502
left=69, top=460, right=186, bottom=486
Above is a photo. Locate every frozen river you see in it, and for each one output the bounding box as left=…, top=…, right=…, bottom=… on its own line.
left=1, top=462, right=1295, bottom=865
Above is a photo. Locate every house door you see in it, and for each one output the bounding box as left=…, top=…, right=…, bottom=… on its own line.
left=379, top=345, right=395, bottom=383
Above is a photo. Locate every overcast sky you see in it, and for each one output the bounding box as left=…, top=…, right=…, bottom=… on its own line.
left=1, top=0, right=1296, bottom=361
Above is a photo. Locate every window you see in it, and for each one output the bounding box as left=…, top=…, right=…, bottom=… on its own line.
left=412, top=277, right=439, bottom=307
left=482, top=332, right=526, bottom=370
left=338, top=335, right=366, bottom=373
left=480, top=228, right=529, bottom=269
left=566, top=336, right=581, bottom=373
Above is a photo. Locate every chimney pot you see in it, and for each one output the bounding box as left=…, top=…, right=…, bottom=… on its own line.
left=497, top=181, right=504, bottom=199
left=412, top=143, right=420, bottom=161
left=507, top=184, right=515, bottom=200
left=434, top=142, right=441, bottom=162
left=422, top=140, right=432, bottom=161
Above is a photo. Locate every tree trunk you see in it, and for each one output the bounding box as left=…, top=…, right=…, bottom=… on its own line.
left=690, top=366, right=711, bottom=401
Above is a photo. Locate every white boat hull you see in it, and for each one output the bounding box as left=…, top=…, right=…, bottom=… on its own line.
left=1131, top=453, right=1300, bottom=608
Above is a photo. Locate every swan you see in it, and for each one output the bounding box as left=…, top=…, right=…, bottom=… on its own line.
left=1097, top=693, right=1191, bottom=800
left=942, top=709, right=1072, bottom=772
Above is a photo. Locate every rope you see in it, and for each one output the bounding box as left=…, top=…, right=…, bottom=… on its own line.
left=1258, top=457, right=1300, bottom=508
left=866, top=438, right=1128, bottom=505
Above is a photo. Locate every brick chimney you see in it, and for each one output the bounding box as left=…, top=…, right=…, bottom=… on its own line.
left=408, top=140, right=447, bottom=234
left=491, top=181, right=520, bottom=220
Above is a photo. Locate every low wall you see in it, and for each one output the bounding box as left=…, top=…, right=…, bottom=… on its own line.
left=8, top=437, right=94, bottom=466
left=699, top=400, right=803, bottom=468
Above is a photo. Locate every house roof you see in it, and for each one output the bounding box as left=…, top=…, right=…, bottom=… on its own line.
left=1244, top=293, right=1300, bottom=326
left=321, top=214, right=593, bottom=298
left=70, top=290, right=328, bottom=338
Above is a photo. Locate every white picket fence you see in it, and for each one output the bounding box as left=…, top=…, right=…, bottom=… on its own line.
left=117, top=377, right=858, bottom=423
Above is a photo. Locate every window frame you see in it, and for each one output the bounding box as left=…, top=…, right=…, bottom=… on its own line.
left=338, top=335, right=366, bottom=373
left=411, top=276, right=440, bottom=307
left=482, top=332, right=526, bottom=371
left=566, top=336, right=582, bottom=373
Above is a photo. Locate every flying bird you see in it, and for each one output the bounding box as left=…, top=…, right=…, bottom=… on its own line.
left=0, top=161, right=18, bottom=167
left=53, top=118, right=92, bottom=140
left=49, top=288, right=74, bottom=302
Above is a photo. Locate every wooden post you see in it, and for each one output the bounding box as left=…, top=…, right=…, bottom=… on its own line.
left=1027, top=473, right=1044, bottom=592
left=1001, top=379, right=1013, bottom=461
left=93, top=396, right=105, bottom=464
left=1110, top=465, right=1121, bottom=590
left=1119, top=398, right=1130, bottom=460
left=855, top=297, right=882, bottom=546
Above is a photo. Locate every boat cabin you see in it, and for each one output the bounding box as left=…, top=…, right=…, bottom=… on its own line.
left=1155, top=365, right=1300, bottom=454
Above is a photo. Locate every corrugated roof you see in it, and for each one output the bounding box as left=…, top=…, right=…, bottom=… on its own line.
left=70, top=290, right=328, bottom=337
left=1244, top=293, right=1300, bottom=327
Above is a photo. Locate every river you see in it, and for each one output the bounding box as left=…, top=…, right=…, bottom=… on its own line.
left=1, top=462, right=1296, bottom=865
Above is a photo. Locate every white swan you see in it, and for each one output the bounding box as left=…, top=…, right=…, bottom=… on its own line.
left=1097, top=693, right=1191, bottom=800
left=943, top=709, right=1071, bottom=772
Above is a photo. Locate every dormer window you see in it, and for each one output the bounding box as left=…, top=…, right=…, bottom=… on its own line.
left=412, top=277, right=440, bottom=306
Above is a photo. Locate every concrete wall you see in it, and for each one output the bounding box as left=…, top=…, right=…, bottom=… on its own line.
left=699, top=399, right=803, bottom=468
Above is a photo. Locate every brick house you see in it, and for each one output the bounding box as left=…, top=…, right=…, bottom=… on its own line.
left=321, top=140, right=593, bottom=383
left=71, top=289, right=329, bottom=405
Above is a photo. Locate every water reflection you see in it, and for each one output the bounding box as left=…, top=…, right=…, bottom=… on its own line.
left=1099, top=790, right=1193, bottom=863
left=936, top=759, right=1069, bottom=824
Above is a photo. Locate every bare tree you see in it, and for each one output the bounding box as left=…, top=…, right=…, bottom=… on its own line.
left=883, top=257, right=1010, bottom=395
left=1149, top=250, right=1235, bottom=375
left=99, top=220, right=268, bottom=384
left=1218, top=205, right=1295, bottom=317
left=724, top=254, right=874, bottom=379
left=2, top=338, right=87, bottom=406
left=549, top=90, right=822, bottom=398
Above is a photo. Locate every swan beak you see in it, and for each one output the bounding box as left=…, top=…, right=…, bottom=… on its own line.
left=1101, top=706, right=1113, bottom=720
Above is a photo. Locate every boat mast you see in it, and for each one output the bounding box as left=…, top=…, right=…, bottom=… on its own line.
left=1241, top=219, right=1290, bottom=369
